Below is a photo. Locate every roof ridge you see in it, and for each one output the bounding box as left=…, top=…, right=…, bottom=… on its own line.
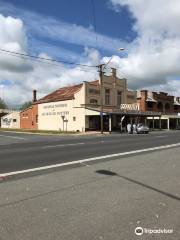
left=35, top=82, right=83, bottom=104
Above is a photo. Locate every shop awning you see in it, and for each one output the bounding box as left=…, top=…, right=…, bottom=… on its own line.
left=146, top=97, right=157, bottom=102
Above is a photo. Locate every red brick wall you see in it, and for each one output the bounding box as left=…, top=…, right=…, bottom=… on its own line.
left=137, top=90, right=147, bottom=112
left=138, top=91, right=178, bottom=114
left=20, top=104, right=38, bottom=129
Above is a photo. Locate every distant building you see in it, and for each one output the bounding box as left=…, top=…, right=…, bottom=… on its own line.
left=137, top=90, right=180, bottom=129
left=137, top=90, right=180, bottom=113
left=20, top=105, right=38, bottom=130
left=1, top=111, right=20, bottom=129
left=0, top=109, right=13, bottom=127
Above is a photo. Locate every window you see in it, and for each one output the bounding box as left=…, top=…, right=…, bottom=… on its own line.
left=73, top=117, right=76, bottom=121
left=147, top=102, right=153, bottom=109
left=89, top=88, right=100, bottom=95
left=165, top=103, right=170, bottom=111
left=105, top=89, right=110, bottom=105
left=90, top=99, right=98, bottom=105
left=174, top=105, right=178, bottom=110
left=157, top=102, right=163, bottom=111
left=36, top=115, right=38, bottom=123
left=13, top=119, right=17, bottom=122
left=117, top=91, right=122, bottom=105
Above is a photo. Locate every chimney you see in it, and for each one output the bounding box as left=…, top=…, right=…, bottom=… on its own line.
left=111, top=68, right=116, bottom=78
left=33, top=90, right=37, bottom=102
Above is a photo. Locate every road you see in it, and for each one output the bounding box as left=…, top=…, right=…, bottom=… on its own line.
left=0, top=130, right=180, bottom=177
left=0, top=137, right=179, bottom=240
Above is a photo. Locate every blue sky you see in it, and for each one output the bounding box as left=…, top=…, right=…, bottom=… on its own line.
left=0, top=0, right=180, bottom=105
left=0, top=0, right=135, bottom=60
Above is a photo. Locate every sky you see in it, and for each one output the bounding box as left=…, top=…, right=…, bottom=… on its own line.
left=0, top=0, right=180, bottom=107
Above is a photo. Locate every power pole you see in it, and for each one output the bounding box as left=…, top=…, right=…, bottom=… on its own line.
left=98, top=64, right=105, bottom=134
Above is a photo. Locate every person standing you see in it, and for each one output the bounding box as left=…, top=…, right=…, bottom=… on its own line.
left=131, top=123, right=133, bottom=134
left=133, top=123, right=137, bottom=134
left=127, top=123, right=131, bottom=134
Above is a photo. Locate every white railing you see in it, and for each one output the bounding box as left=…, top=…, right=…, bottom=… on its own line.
left=119, top=103, right=140, bottom=111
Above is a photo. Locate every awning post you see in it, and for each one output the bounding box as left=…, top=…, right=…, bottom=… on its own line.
left=109, top=114, right=112, bottom=134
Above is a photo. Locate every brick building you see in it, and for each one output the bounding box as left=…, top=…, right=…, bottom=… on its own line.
left=20, top=91, right=38, bottom=129
left=137, top=90, right=180, bottom=113
left=137, top=90, right=180, bottom=129
left=20, top=105, right=38, bottom=130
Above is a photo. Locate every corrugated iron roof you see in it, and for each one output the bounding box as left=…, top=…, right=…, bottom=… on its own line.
left=146, top=96, right=157, bottom=102
left=35, top=83, right=83, bottom=104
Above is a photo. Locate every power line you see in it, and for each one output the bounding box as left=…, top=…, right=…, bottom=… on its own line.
left=0, top=48, right=97, bottom=68
left=0, top=49, right=99, bottom=74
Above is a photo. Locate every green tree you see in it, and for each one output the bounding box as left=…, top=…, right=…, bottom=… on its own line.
left=0, top=98, right=7, bottom=109
left=20, top=101, right=32, bottom=110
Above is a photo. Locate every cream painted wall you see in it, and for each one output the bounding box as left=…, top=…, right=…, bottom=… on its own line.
left=1, top=112, right=20, bottom=128
left=38, top=97, right=86, bottom=132
left=85, top=75, right=127, bottom=107
left=126, top=90, right=137, bottom=104
left=37, top=74, right=136, bottom=132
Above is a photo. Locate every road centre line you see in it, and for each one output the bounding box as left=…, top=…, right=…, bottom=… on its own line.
left=0, top=142, right=180, bottom=178
left=42, top=142, right=85, bottom=149
left=0, top=134, right=26, bottom=140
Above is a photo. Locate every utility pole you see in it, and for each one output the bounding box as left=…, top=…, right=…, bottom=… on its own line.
left=98, top=64, right=105, bottom=134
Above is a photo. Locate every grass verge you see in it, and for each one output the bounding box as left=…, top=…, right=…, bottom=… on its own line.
left=0, top=128, right=78, bottom=135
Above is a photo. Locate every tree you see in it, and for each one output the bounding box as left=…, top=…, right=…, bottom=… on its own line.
left=0, top=98, right=7, bottom=109
left=20, top=101, right=32, bottom=110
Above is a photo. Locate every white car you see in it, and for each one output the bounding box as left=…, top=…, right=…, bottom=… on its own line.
left=137, top=124, right=149, bottom=134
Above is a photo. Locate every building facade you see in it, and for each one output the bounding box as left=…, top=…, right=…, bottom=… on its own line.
left=137, top=90, right=180, bottom=113
left=20, top=69, right=138, bottom=132
left=20, top=105, right=38, bottom=129
left=137, top=90, right=180, bottom=129
left=20, top=69, right=180, bottom=132
left=1, top=111, right=20, bottom=129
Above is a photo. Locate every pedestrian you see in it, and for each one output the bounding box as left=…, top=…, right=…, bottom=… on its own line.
left=127, top=123, right=131, bottom=134
left=131, top=123, right=133, bottom=134
left=133, top=123, right=137, bottom=134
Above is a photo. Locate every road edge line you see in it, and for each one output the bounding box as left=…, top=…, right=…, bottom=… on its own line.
left=1, top=142, right=180, bottom=178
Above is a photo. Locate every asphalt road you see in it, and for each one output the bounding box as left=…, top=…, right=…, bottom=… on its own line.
left=0, top=130, right=180, bottom=175
left=0, top=146, right=179, bottom=240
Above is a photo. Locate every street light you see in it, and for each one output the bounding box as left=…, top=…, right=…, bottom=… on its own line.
left=117, top=48, right=125, bottom=51
left=99, top=48, right=125, bottom=134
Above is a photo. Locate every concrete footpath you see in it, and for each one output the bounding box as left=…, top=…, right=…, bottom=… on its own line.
left=0, top=147, right=180, bottom=240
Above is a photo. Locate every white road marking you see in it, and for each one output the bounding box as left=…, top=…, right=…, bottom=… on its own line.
left=0, top=142, right=180, bottom=178
left=42, top=142, right=85, bottom=149
left=0, top=134, right=26, bottom=140
left=155, top=135, right=167, bottom=138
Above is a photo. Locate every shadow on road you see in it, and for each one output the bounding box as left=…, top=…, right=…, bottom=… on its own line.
left=96, top=169, right=180, bottom=202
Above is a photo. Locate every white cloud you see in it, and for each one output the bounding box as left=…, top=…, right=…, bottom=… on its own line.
left=0, top=1, right=126, bottom=53
left=1, top=0, right=180, bottom=108
left=0, top=14, right=99, bottom=106
left=0, top=14, right=32, bottom=73
left=109, top=0, right=180, bottom=95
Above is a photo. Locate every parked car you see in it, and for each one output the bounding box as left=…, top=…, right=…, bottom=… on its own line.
left=136, top=123, right=149, bottom=134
